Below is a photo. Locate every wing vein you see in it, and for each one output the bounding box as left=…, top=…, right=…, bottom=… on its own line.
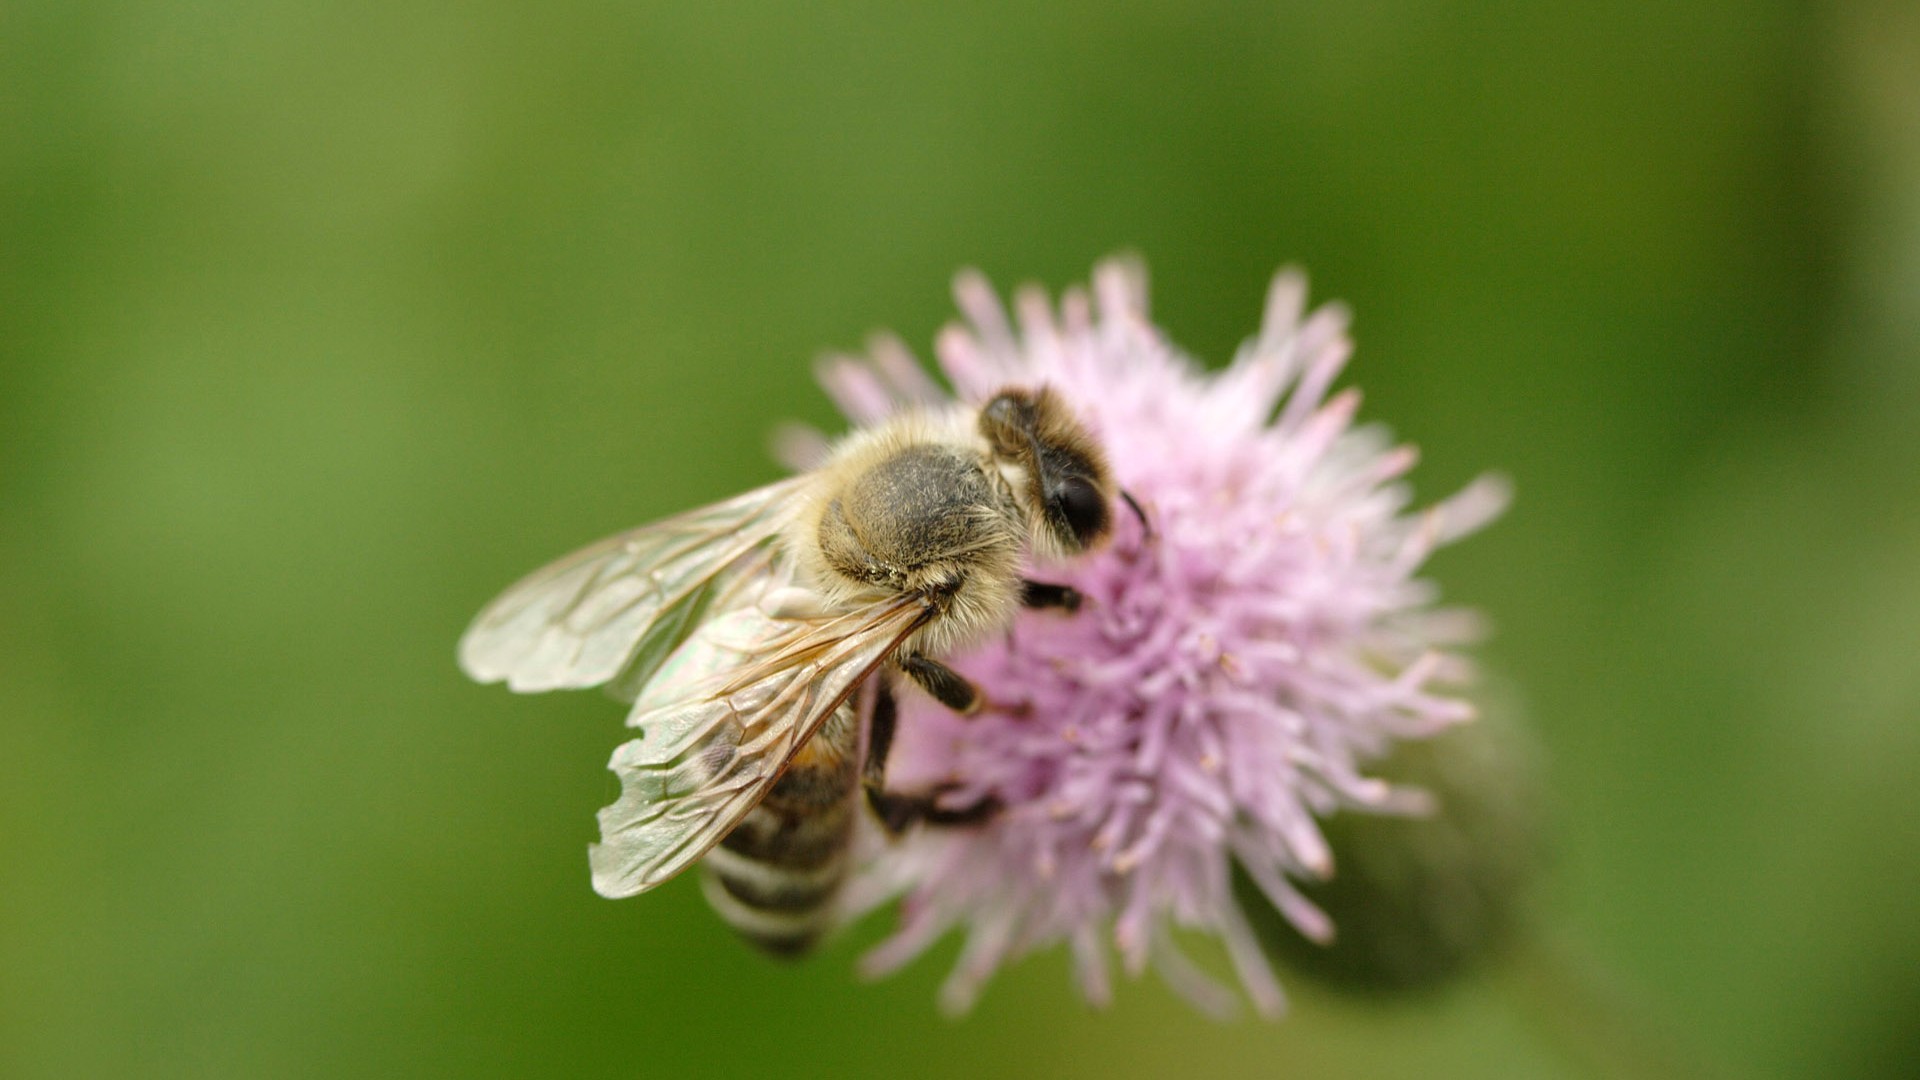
left=588, top=594, right=932, bottom=896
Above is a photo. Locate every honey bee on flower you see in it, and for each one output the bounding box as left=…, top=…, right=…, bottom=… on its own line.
left=461, top=258, right=1508, bottom=1016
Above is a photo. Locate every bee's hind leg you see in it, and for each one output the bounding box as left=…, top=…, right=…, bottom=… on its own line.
left=867, top=786, right=1004, bottom=836
left=863, top=674, right=1003, bottom=835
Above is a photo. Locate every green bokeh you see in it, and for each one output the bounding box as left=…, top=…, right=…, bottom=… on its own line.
left=4, top=2, right=1916, bottom=1077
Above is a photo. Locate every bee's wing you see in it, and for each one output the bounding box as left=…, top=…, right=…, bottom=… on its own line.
left=458, top=477, right=807, bottom=695
left=588, top=594, right=931, bottom=897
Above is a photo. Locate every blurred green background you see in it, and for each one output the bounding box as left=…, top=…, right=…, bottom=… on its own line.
left=5, top=2, right=1917, bottom=1077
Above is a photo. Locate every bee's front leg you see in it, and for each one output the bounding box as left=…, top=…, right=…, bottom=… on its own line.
left=1019, top=579, right=1083, bottom=612
left=863, top=674, right=1002, bottom=835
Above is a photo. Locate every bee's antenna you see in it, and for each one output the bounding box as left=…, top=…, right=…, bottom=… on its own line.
left=1120, top=489, right=1152, bottom=539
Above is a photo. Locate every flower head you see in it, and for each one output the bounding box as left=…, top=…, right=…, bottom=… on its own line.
left=804, top=259, right=1508, bottom=1017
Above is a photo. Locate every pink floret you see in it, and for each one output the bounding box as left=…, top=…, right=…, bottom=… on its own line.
left=818, top=259, right=1508, bottom=1017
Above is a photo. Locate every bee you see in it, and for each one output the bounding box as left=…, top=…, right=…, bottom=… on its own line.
left=458, top=386, right=1129, bottom=955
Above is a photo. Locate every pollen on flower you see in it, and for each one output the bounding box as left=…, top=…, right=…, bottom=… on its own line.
left=813, top=258, right=1509, bottom=1018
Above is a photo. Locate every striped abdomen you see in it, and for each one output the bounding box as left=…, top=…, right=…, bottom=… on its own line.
left=700, top=701, right=860, bottom=956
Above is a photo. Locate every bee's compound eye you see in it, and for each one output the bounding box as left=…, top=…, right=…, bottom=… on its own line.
left=1050, top=476, right=1110, bottom=549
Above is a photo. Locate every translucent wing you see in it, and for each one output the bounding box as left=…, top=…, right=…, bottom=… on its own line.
left=458, top=477, right=806, bottom=695
left=588, top=594, right=932, bottom=897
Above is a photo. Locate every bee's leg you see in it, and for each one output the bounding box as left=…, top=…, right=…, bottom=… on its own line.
left=898, top=652, right=982, bottom=715
left=862, top=675, right=904, bottom=825
left=915, top=784, right=1004, bottom=827
left=1020, top=580, right=1083, bottom=612
left=862, top=676, right=922, bottom=834
left=863, top=675, right=1003, bottom=834
left=868, top=787, right=1004, bottom=834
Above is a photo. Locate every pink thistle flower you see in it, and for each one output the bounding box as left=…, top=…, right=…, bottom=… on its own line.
left=804, top=258, right=1509, bottom=1018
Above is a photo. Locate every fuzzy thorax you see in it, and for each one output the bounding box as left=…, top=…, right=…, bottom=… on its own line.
left=783, top=408, right=1027, bottom=659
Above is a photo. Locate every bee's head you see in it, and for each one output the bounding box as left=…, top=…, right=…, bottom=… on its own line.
left=979, top=386, right=1115, bottom=557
